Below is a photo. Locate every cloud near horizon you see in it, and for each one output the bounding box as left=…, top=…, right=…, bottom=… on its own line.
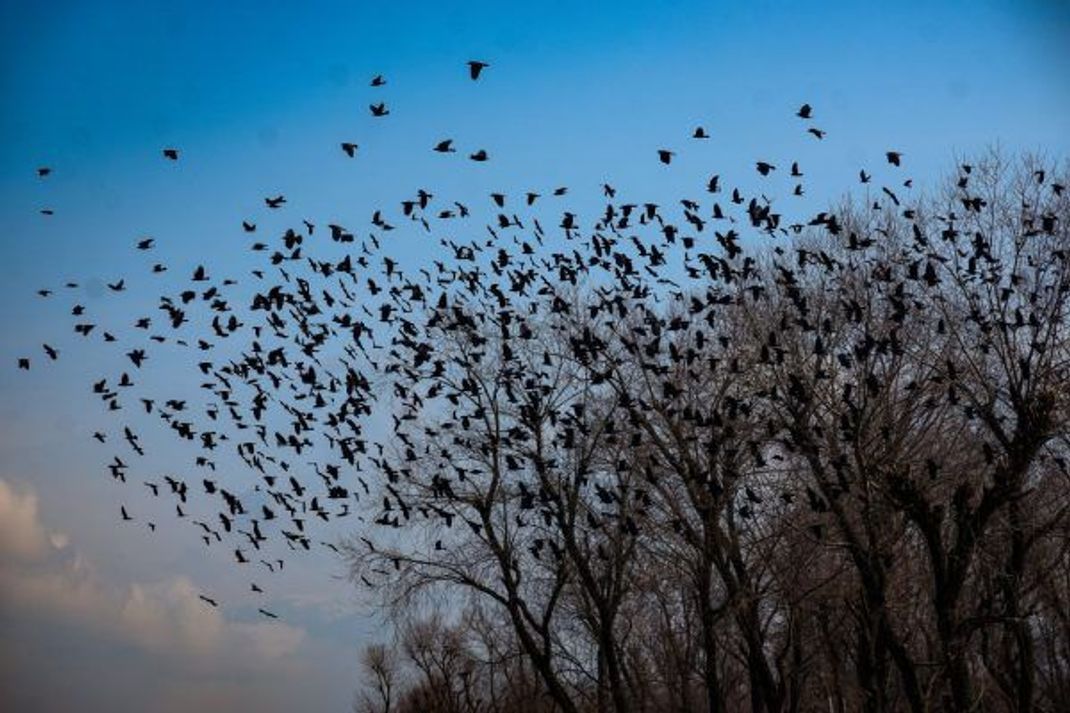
left=0, top=477, right=315, bottom=712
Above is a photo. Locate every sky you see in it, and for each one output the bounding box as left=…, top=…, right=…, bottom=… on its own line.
left=0, top=1, right=1067, bottom=711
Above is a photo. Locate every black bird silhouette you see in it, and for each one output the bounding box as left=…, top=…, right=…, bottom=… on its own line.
left=17, top=358, right=30, bottom=370
left=198, top=595, right=218, bottom=607
left=433, top=139, right=456, bottom=153
left=796, top=103, right=812, bottom=119
left=370, top=74, right=386, bottom=87
left=162, top=148, right=179, bottom=160
left=886, top=151, right=902, bottom=166
left=658, top=150, right=675, bottom=164
left=341, top=142, right=358, bottom=157
left=136, top=238, right=154, bottom=250
left=265, top=195, right=286, bottom=209
left=756, top=161, right=776, bottom=176
left=369, top=102, right=389, bottom=117
left=469, top=149, right=488, bottom=162
left=467, top=60, right=489, bottom=80
left=37, top=167, right=51, bottom=177
left=693, top=127, right=709, bottom=139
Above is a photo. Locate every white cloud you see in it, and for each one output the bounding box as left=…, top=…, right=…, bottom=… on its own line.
left=0, top=478, right=305, bottom=668
left=0, top=479, right=55, bottom=560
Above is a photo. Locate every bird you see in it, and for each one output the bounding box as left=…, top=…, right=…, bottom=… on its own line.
left=370, top=74, right=386, bottom=87
left=198, top=595, right=218, bottom=607
left=886, top=151, right=902, bottom=166
left=162, top=148, right=179, bottom=160
left=341, top=142, right=358, bottom=157
left=467, top=61, right=489, bottom=80
left=258, top=608, right=279, bottom=619
left=369, top=102, right=389, bottom=117
left=433, top=139, right=456, bottom=153
left=756, top=162, right=776, bottom=176
left=265, top=195, right=286, bottom=209
left=37, top=167, right=51, bottom=177
left=693, top=127, right=709, bottom=139
left=797, top=103, right=813, bottom=119
left=43, top=344, right=58, bottom=360
left=807, top=128, right=826, bottom=140
left=17, top=358, right=29, bottom=370
left=121, top=505, right=133, bottom=521
left=136, top=238, right=154, bottom=250
left=658, top=150, right=675, bottom=165
left=469, top=149, right=488, bottom=162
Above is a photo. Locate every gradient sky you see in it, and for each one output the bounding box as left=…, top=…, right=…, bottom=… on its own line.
left=1, top=1, right=1068, bottom=711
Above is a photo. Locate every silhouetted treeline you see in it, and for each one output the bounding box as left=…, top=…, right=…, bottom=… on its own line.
left=349, top=152, right=1070, bottom=713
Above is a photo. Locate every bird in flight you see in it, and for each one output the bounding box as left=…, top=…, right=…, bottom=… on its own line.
left=369, top=102, right=389, bottom=117
left=37, top=167, right=51, bottom=177
left=469, top=149, right=488, bottom=162
left=341, top=142, right=358, bottom=157
left=467, top=61, right=489, bottom=80
left=658, top=150, right=675, bottom=164
left=886, top=151, right=903, bottom=166
left=370, top=74, right=386, bottom=87
left=797, top=103, right=813, bottom=119
left=434, top=139, right=456, bottom=153
left=162, top=148, right=179, bottom=160
left=198, top=594, right=218, bottom=607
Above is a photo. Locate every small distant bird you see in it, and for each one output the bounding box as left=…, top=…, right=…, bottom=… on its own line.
left=40, top=209, right=54, bottom=216
left=198, top=594, right=218, bottom=607
left=370, top=74, right=386, bottom=87
left=341, top=142, right=358, bottom=157
left=886, top=151, right=902, bottom=166
left=265, top=195, right=286, bottom=209
left=693, top=127, right=709, bottom=139
left=756, top=161, right=776, bottom=176
left=369, top=102, right=389, bottom=117
left=107, top=279, right=126, bottom=292
left=469, top=149, right=488, bottom=162
left=808, top=127, right=826, bottom=140
left=467, top=61, right=489, bottom=80
left=258, top=608, right=278, bottom=619
left=37, top=167, right=51, bottom=177
left=251, top=583, right=263, bottom=593
left=658, top=150, right=674, bottom=164
left=162, top=148, right=179, bottom=160
left=17, top=358, right=30, bottom=370
left=121, top=505, right=133, bottom=521
left=136, top=238, right=154, bottom=250
left=433, top=139, right=455, bottom=153
left=43, top=344, right=58, bottom=360
left=797, top=103, right=813, bottom=119
left=242, top=221, right=256, bottom=232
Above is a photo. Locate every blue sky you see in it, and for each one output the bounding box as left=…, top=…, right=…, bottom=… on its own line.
left=1, top=1, right=1068, bottom=711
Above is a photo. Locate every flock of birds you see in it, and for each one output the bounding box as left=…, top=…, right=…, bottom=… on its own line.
left=21, top=57, right=1039, bottom=622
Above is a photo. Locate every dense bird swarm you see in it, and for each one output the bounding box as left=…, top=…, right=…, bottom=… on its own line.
left=21, top=62, right=1070, bottom=713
